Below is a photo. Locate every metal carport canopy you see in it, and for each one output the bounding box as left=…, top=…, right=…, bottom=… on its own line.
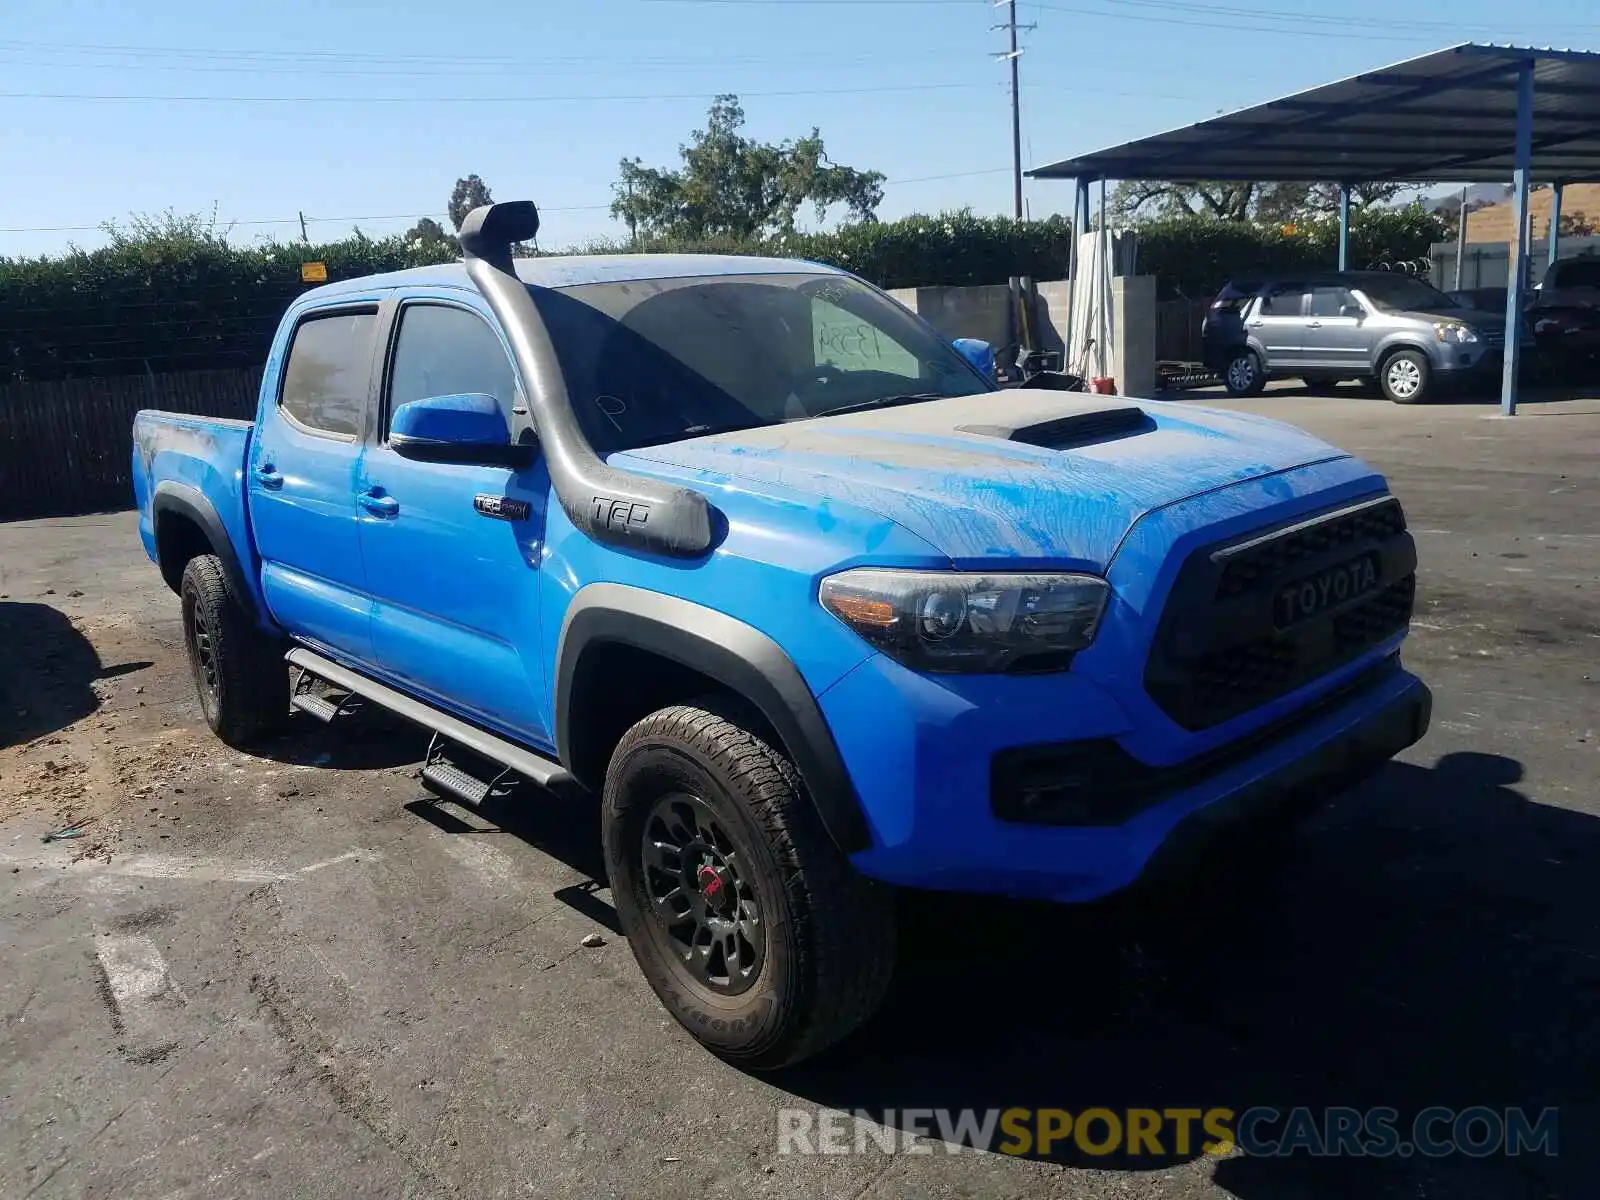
left=1029, top=43, right=1600, bottom=416
left=1028, top=44, right=1600, bottom=184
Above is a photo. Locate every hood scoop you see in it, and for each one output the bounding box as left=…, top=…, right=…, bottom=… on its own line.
left=957, top=402, right=1152, bottom=450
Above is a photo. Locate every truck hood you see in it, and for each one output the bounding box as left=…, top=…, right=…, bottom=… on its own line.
left=619, top=390, right=1347, bottom=569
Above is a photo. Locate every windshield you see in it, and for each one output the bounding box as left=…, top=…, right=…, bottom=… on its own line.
left=527, top=272, right=995, bottom=452
left=1354, top=276, right=1457, bottom=313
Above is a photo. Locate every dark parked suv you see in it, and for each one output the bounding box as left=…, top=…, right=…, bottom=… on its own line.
left=1203, top=272, right=1512, bottom=404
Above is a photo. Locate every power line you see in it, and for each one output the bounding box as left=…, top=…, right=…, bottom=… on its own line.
left=0, top=206, right=610, bottom=234
left=1023, top=1, right=1482, bottom=41
left=0, top=46, right=988, bottom=77
left=1040, top=0, right=1591, bottom=35
left=0, top=80, right=1001, bottom=103
left=0, top=170, right=1017, bottom=236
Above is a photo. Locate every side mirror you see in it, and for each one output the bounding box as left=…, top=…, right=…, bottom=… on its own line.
left=390, top=393, right=531, bottom=467
left=1340, top=304, right=1365, bottom=319
left=952, top=337, right=997, bottom=381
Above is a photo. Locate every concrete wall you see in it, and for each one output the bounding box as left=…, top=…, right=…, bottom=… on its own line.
left=1112, top=276, right=1157, bottom=398
left=886, top=284, right=1014, bottom=349
left=1429, top=236, right=1600, bottom=290
left=887, top=276, right=1157, bottom=394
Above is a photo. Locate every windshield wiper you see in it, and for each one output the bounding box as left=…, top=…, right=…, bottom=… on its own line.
left=804, top=392, right=948, bottom=420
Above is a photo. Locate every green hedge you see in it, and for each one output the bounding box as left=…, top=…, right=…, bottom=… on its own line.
left=1136, top=206, right=1448, bottom=297
left=0, top=230, right=456, bottom=383
left=2, top=206, right=1445, bottom=382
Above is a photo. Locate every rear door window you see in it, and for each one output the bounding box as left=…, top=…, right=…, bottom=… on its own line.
left=1259, top=286, right=1309, bottom=317
left=280, top=310, right=378, bottom=439
left=1309, top=287, right=1358, bottom=317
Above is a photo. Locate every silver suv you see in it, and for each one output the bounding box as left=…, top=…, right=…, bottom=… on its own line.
left=1207, top=272, right=1510, bottom=404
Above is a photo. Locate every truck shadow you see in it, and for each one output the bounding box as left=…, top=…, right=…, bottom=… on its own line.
left=777, top=751, right=1593, bottom=1198
left=0, top=601, right=116, bottom=749
left=254, top=705, right=430, bottom=772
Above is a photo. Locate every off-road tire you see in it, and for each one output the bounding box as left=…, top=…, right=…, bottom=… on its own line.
left=1379, top=348, right=1431, bottom=404
left=180, top=554, right=288, bottom=747
left=1224, top=348, right=1267, bottom=396
left=603, top=702, right=895, bottom=1070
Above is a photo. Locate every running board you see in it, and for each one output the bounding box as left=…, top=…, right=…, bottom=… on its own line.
left=285, top=648, right=573, bottom=789
left=291, top=691, right=351, bottom=723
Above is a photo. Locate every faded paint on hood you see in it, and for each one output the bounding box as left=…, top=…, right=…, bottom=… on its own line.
left=618, top=390, right=1348, bottom=569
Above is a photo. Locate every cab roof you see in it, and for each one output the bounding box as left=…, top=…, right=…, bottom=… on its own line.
left=302, top=252, right=844, bottom=302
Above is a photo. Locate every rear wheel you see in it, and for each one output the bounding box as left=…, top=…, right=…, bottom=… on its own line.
left=180, top=555, right=288, bottom=747
left=603, top=702, right=895, bottom=1070
left=1379, top=349, right=1431, bottom=404
left=1224, top=349, right=1266, bottom=396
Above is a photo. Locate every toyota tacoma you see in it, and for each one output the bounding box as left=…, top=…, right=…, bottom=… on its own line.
left=132, top=201, right=1430, bottom=1069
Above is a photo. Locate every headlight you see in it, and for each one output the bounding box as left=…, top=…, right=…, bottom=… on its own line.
left=819, top=568, right=1109, bottom=673
left=1433, top=321, right=1479, bottom=344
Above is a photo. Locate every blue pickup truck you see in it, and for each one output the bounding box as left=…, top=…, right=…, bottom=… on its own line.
left=132, top=201, right=1430, bottom=1069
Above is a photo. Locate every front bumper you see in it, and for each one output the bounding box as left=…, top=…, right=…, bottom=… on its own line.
left=1137, top=670, right=1430, bottom=888
left=1433, top=341, right=1502, bottom=374
left=830, top=656, right=1430, bottom=903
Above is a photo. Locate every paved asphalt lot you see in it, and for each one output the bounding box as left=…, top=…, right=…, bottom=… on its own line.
left=3, top=388, right=1598, bottom=1198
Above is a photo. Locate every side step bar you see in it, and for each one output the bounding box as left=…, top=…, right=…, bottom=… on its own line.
left=285, top=647, right=573, bottom=790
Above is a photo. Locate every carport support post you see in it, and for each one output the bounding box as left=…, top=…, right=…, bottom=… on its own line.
left=1067, top=176, right=1089, bottom=371
left=1548, top=181, right=1565, bottom=269
left=1337, top=183, right=1352, bottom=271
left=1501, top=58, right=1535, bottom=416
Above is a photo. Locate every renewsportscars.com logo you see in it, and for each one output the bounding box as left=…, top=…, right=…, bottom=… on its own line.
left=777, top=1106, right=1559, bottom=1159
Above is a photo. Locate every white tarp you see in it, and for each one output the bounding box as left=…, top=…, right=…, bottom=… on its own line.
left=1065, top=228, right=1137, bottom=381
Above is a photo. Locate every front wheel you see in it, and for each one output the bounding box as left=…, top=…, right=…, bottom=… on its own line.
left=1380, top=349, right=1431, bottom=404
left=1224, top=349, right=1266, bottom=396
left=603, top=703, right=895, bottom=1070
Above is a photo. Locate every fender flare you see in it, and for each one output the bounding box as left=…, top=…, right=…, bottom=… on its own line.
left=151, top=481, right=263, bottom=626
left=554, top=584, right=872, bottom=854
left=1371, top=336, right=1433, bottom=373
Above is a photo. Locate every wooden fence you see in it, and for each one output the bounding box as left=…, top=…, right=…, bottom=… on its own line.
left=0, top=367, right=261, bottom=521
left=1156, top=298, right=1208, bottom=365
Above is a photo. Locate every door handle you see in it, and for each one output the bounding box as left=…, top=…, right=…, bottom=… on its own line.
left=254, top=464, right=283, bottom=490
left=1307, top=321, right=1323, bottom=328
left=1248, top=320, right=1264, bottom=328
left=359, top=490, right=399, bottom=517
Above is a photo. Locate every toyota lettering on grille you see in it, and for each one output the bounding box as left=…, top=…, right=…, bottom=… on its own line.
left=1274, top=553, right=1380, bottom=628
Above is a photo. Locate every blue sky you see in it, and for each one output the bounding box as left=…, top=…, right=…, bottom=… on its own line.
left=2, top=0, right=1595, bottom=258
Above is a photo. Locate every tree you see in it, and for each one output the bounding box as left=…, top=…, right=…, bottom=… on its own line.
left=405, top=216, right=451, bottom=247
left=610, top=95, right=884, bottom=241
left=447, top=175, right=494, bottom=232
left=1558, top=209, right=1597, bottom=238
left=1111, top=179, right=1416, bottom=225
left=1110, top=180, right=1262, bottom=222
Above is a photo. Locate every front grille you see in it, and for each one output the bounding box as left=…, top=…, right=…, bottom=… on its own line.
left=1217, top=498, right=1407, bottom=598
left=1334, top=575, right=1416, bottom=649
left=1145, top=496, right=1417, bottom=731
left=1483, top=330, right=1506, bottom=347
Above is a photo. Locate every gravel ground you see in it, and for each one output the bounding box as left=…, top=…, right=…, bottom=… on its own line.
left=2, top=390, right=1597, bottom=1199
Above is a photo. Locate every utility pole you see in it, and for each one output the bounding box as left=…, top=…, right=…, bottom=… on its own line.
left=298, top=211, right=309, bottom=245
left=992, top=0, right=1033, bottom=221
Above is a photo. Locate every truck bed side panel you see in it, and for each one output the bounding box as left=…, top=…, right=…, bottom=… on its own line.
left=131, top=411, right=267, bottom=621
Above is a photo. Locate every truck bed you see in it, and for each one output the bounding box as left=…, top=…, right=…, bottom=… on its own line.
left=131, top=410, right=257, bottom=596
